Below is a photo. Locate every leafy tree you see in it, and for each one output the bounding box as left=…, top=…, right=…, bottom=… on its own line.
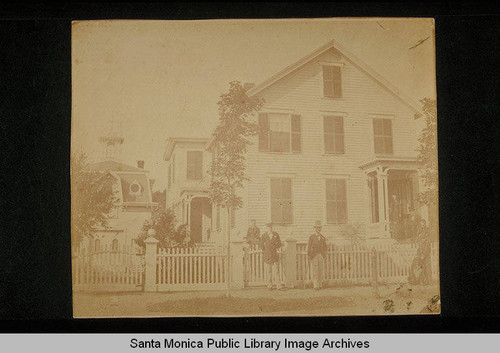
left=208, top=81, right=264, bottom=296
left=152, top=189, right=167, bottom=210
left=136, top=207, right=179, bottom=250
left=71, top=150, right=119, bottom=245
left=416, top=98, right=438, bottom=238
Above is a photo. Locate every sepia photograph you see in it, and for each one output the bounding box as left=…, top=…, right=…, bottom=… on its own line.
left=71, top=18, right=439, bottom=318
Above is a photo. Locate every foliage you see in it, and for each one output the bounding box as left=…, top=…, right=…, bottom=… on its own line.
left=416, top=98, right=438, bottom=208
left=152, top=189, right=167, bottom=210
left=71, top=150, right=119, bottom=244
left=208, top=81, right=264, bottom=210
left=339, top=223, right=364, bottom=246
left=136, top=207, right=180, bottom=250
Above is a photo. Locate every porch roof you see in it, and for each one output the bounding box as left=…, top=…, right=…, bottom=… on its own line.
left=359, top=156, right=418, bottom=172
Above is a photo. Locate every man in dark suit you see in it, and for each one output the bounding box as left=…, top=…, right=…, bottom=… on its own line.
left=246, top=219, right=261, bottom=248
left=307, top=220, right=327, bottom=290
left=259, top=221, right=282, bottom=290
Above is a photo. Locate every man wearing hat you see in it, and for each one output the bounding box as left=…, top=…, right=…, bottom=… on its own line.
left=259, top=221, right=282, bottom=290
left=307, top=220, right=328, bottom=290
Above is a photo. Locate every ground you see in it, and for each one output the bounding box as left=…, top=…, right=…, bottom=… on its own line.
left=73, top=283, right=440, bottom=318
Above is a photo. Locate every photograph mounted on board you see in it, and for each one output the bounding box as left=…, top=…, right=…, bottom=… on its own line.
left=71, top=18, right=439, bottom=317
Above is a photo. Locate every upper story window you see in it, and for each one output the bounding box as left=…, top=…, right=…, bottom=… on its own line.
left=322, top=64, right=342, bottom=98
left=324, top=116, right=345, bottom=154
left=373, top=118, right=393, bottom=155
left=258, top=113, right=301, bottom=153
left=270, top=178, right=293, bottom=224
left=187, top=151, right=203, bottom=180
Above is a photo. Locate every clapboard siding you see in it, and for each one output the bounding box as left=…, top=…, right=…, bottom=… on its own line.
left=238, top=48, right=418, bottom=242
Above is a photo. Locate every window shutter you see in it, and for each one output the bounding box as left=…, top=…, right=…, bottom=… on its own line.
left=332, top=66, right=342, bottom=98
left=258, top=113, right=269, bottom=151
left=195, top=151, right=203, bottom=179
left=291, top=114, right=301, bottom=153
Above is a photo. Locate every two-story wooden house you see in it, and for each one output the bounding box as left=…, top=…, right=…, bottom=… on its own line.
left=163, top=137, right=214, bottom=244
left=167, top=39, right=428, bottom=245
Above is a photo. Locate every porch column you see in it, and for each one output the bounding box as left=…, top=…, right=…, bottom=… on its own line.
left=376, top=168, right=390, bottom=237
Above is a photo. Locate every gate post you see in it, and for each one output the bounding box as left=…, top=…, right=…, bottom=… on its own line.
left=144, top=235, right=159, bottom=292
left=230, top=240, right=245, bottom=289
left=284, top=238, right=297, bottom=288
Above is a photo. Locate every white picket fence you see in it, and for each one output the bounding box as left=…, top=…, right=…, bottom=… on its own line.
left=245, top=245, right=285, bottom=286
left=294, top=242, right=438, bottom=286
left=72, top=246, right=144, bottom=292
left=156, top=246, right=227, bottom=291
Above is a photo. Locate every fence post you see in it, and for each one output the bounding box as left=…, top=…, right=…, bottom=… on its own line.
left=144, top=236, right=159, bottom=292
left=230, top=240, right=245, bottom=289
left=284, top=238, right=297, bottom=288
left=371, top=247, right=379, bottom=297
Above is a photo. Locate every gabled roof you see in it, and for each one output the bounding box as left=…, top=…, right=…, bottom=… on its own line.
left=246, top=39, right=423, bottom=118
left=86, top=160, right=148, bottom=173
left=163, top=137, right=209, bottom=161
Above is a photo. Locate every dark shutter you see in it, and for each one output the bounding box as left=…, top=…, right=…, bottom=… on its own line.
left=291, top=114, right=301, bottom=153
left=332, top=66, right=342, bottom=98
left=258, top=113, right=269, bottom=151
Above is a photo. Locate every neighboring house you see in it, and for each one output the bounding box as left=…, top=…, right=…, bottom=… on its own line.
left=163, top=137, right=213, bottom=244
left=79, top=131, right=157, bottom=253
left=166, top=39, right=427, bottom=245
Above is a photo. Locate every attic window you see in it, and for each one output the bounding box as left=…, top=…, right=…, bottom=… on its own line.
left=322, top=64, right=342, bottom=98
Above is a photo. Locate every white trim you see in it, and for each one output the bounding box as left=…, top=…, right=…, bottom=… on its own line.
left=262, top=107, right=296, bottom=114
left=319, top=61, right=344, bottom=67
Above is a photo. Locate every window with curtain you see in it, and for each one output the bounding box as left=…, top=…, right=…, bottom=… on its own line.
left=258, top=113, right=301, bottom=153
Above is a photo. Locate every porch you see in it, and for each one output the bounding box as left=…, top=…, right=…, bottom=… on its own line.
left=360, top=157, right=423, bottom=239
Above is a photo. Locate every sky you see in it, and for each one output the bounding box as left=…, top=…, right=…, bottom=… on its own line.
left=72, top=18, right=435, bottom=191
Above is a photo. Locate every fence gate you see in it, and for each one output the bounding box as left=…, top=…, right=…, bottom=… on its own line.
left=244, top=245, right=285, bottom=287
left=72, top=246, right=144, bottom=292
left=156, top=246, right=227, bottom=291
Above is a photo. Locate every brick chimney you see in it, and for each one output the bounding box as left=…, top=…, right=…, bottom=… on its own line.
left=243, top=82, right=255, bottom=91
left=137, top=160, right=145, bottom=169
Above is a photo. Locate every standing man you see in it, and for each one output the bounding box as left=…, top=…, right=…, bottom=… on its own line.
left=308, top=220, right=327, bottom=290
left=259, top=221, right=282, bottom=290
left=246, top=219, right=261, bottom=248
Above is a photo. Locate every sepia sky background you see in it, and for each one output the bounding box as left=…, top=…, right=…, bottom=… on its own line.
left=72, top=18, right=435, bottom=191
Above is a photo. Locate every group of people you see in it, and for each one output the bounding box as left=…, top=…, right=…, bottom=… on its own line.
left=245, top=219, right=327, bottom=290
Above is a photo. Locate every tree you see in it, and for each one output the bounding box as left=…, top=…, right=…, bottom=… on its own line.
left=416, top=98, right=438, bottom=238
left=152, top=189, right=167, bottom=211
left=208, top=81, right=264, bottom=296
left=71, top=150, right=119, bottom=246
left=136, top=207, right=179, bottom=250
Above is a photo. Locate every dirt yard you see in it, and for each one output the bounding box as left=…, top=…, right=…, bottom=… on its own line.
left=73, top=283, right=440, bottom=318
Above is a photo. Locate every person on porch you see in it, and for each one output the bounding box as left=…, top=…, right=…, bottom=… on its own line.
left=308, top=220, right=327, bottom=290
left=246, top=219, right=261, bottom=248
left=259, top=221, right=282, bottom=290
